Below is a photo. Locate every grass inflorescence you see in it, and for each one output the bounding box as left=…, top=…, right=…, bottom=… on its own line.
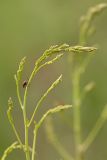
left=0, top=2, right=107, bottom=160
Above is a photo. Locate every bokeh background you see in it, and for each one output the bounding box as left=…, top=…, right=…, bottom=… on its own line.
left=0, top=0, right=107, bottom=160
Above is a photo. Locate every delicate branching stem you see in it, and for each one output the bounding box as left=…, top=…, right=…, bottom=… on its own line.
left=32, top=125, right=38, bottom=160
left=23, top=45, right=68, bottom=111
left=8, top=40, right=97, bottom=160
left=71, top=52, right=96, bottom=160
left=23, top=88, right=30, bottom=160
left=82, top=105, right=107, bottom=152
left=25, top=125, right=30, bottom=160
left=45, top=117, right=73, bottom=160
left=0, top=142, right=33, bottom=160
left=14, top=57, right=26, bottom=109
left=23, top=99, right=30, bottom=160
left=1, top=142, right=21, bottom=160
left=16, top=81, right=23, bottom=108
left=72, top=68, right=82, bottom=160
left=37, top=105, right=72, bottom=129
left=22, top=49, right=65, bottom=160
left=14, top=75, right=23, bottom=109
left=79, top=3, right=107, bottom=45
left=36, top=54, right=63, bottom=72
left=31, top=105, right=72, bottom=160
left=72, top=4, right=107, bottom=159
left=4, top=3, right=107, bottom=160
left=76, top=3, right=107, bottom=159
left=81, top=82, right=95, bottom=102
left=22, top=105, right=30, bottom=160
left=7, top=98, right=23, bottom=148
left=11, top=122, right=23, bottom=148
left=28, top=75, right=62, bottom=127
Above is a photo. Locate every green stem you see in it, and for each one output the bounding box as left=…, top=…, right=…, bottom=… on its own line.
left=28, top=75, right=62, bottom=127
left=23, top=87, right=30, bottom=160
left=82, top=105, right=107, bottom=152
left=23, top=108, right=30, bottom=160
left=45, top=117, right=73, bottom=160
left=32, top=126, right=38, bottom=160
left=17, top=81, right=23, bottom=108
left=25, top=125, right=30, bottom=160
left=14, top=75, right=23, bottom=109
left=11, top=123, right=23, bottom=148
left=1, top=142, right=21, bottom=160
left=22, top=63, right=38, bottom=160
left=72, top=68, right=82, bottom=160
left=22, top=68, right=32, bottom=160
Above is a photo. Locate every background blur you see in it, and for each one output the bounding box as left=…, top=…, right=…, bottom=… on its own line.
left=0, top=0, right=107, bottom=160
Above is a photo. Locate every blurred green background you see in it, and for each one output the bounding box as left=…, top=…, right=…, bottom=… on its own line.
left=0, top=0, right=107, bottom=159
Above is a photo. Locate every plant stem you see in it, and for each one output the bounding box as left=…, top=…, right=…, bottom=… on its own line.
left=28, top=75, right=62, bottom=127
left=25, top=125, right=30, bottom=160
left=72, top=68, right=82, bottom=160
left=1, top=142, right=21, bottom=160
left=32, top=126, right=38, bottom=160
left=82, top=105, right=107, bottom=152
left=23, top=107, right=30, bottom=160
left=11, top=122, right=23, bottom=148
left=45, top=117, right=73, bottom=160
left=16, top=81, right=23, bottom=108
left=23, top=86, right=30, bottom=160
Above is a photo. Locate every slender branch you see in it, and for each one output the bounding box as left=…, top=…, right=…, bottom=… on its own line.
left=14, top=75, right=23, bottom=109
left=72, top=68, right=82, bottom=160
left=82, top=105, right=107, bottom=152
left=23, top=88, right=30, bottom=160
left=81, top=81, right=95, bottom=102
left=7, top=98, right=23, bottom=148
left=23, top=44, right=69, bottom=111
left=76, top=4, right=107, bottom=159
left=14, top=75, right=22, bottom=109
left=45, top=117, right=74, bottom=160
left=1, top=142, right=21, bottom=160
left=14, top=57, right=30, bottom=160
left=12, top=44, right=96, bottom=160
left=10, top=122, right=23, bottom=148
left=22, top=46, right=68, bottom=160
left=79, top=3, right=107, bottom=45
left=14, top=57, right=26, bottom=109
left=31, top=105, right=72, bottom=160
left=37, top=105, right=72, bottom=129
left=28, top=75, right=62, bottom=127
left=22, top=104, right=30, bottom=160
left=32, top=125, right=38, bottom=160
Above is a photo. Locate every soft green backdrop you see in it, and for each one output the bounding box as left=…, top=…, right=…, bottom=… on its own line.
left=0, top=0, right=107, bottom=160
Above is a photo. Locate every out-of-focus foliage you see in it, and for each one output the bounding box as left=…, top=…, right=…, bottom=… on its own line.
left=0, top=0, right=107, bottom=160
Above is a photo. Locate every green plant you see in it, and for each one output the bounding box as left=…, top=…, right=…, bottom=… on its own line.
left=45, top=3, right=107, bottom=160
left=0, top=44, right=95, bottom=160
left=0, top=2, right=107, bottom=160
